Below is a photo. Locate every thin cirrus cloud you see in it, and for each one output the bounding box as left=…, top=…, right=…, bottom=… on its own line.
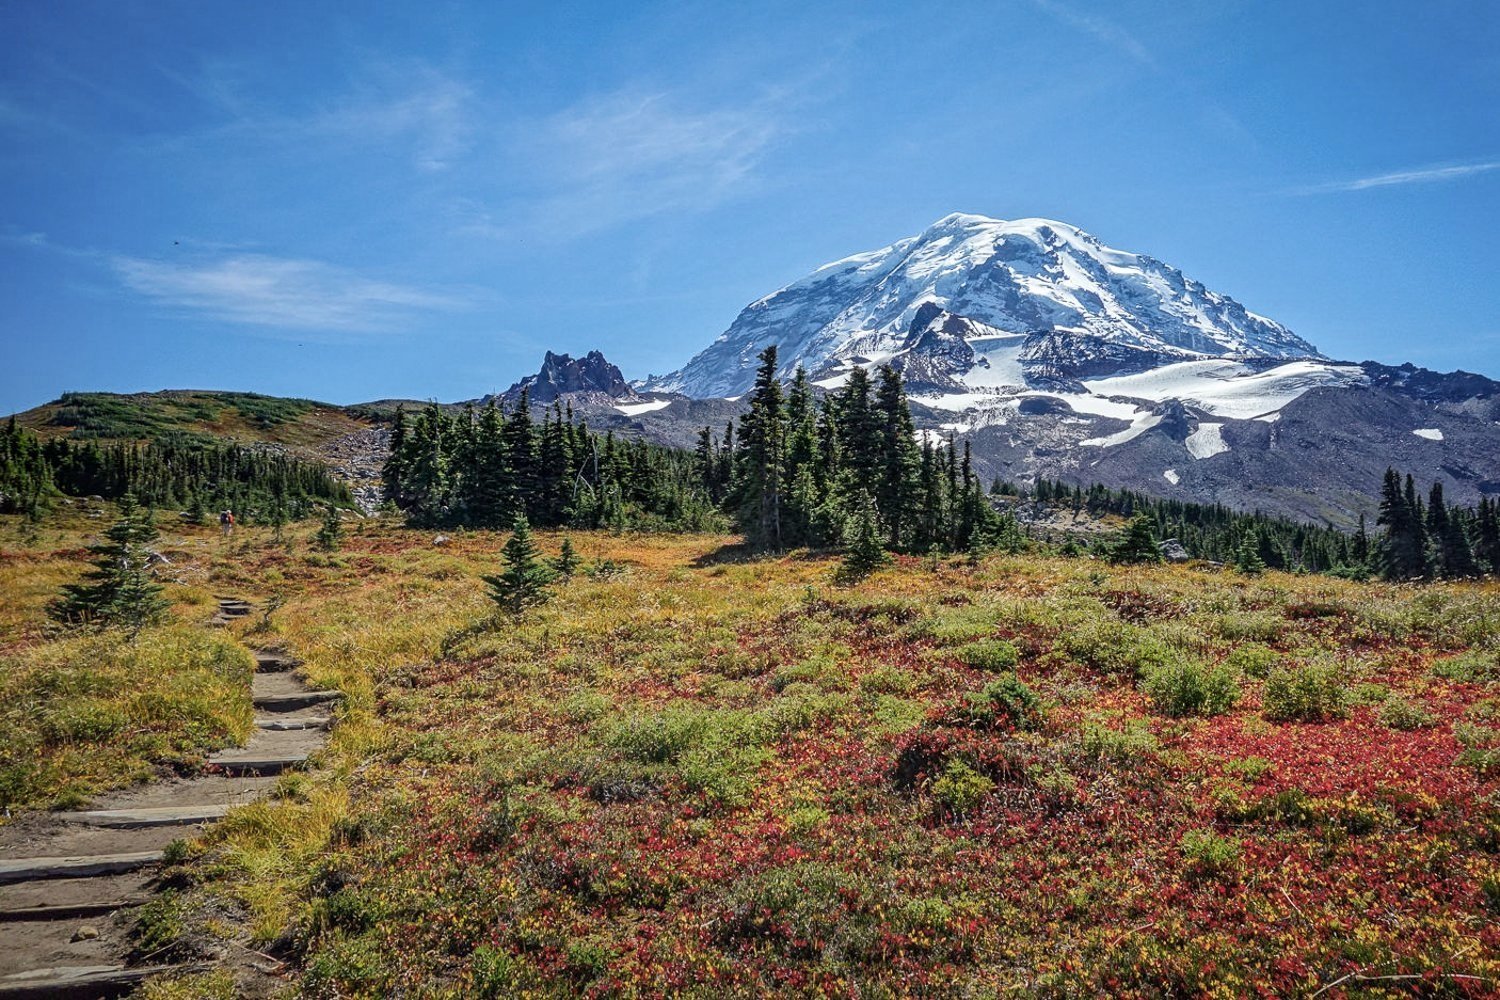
left=1292, top=160, right=1500, bottom=195
left=158, top=61, right=476, bottom=173
left=1025, top=0, right=1158, bottom=70
left=111, top=253, right=471, bottom=335
left=470, top=88, right=787, bottom=242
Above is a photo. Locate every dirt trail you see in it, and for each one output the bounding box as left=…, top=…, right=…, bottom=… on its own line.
left=0, top=598, right=339, bottom=998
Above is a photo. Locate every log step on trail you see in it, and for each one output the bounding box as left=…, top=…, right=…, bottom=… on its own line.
left=210, top=754, right=309, bottom=777
left=54, top=805, right=232, bottom=829
left=252, top=690, right=342, bottom=711
left=0, top=899, right=150, bottom=923
left=252, top=649, right=297, bottom=672
left=255, top=716, right=331, bottom=731
left=0, top=852, right=164, bottom=885
left=0, top=963, right=206, bottom=1000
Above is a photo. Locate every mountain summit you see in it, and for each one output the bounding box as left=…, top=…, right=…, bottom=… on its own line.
left=646, top=213, right=1319, bottom=397
left=501, top=350, right=636, bottom=404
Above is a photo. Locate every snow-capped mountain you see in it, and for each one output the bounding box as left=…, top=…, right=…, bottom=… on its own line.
left=561, top=214, right=1500, bottom=527
left=645, top=212, right=1319, bottom=397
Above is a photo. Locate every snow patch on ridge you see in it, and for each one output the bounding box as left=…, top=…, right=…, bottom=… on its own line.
left=1163, top=469, right=1180, bottom=485
left=1082, top=360, right=1367, bottom=420
left=614, top=399, right=672, bottom=416
left=1413, top=427, right=1444, bottom=441
left=1185, top=423, right=1229, bottom=459
left=1082, top=412, right=1163, bottom=448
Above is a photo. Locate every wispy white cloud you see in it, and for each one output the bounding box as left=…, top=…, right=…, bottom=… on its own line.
left=111, top=254, right=471, bottom=334
left=161, top=61, right=475, bottom=172
left=1026, top=0, right=1158, bottom=69
left=1292, top=160, right=1500, bottom=194
left=468, top=87, right=787, bottom=241
left=300, top=72, right=474, bottom=173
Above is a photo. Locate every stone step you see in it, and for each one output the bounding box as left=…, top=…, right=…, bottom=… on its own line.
left=254, top=716, right=330, bottom=731
left=252, top=650, right=297, bottom=672
left=211, top=754, right=308, bottom=777
left=0, top=852, right=162, bottom=885
left=0, top=898, right=148, bottom=923
left=0, top=963, right=203, bottom=999
left=252, top=690, right=342, bottom=712
left=54, top=805, right=231, bottom=829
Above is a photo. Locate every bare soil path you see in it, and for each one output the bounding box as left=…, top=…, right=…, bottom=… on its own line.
left=0, top=598, right=340, bottom=998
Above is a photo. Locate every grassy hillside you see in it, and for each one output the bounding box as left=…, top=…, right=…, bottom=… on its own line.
left=10, top=389, right=380, bottom=449
left=4, top=509, right=1497, bottom=996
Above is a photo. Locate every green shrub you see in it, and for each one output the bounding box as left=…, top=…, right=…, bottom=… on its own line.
left=468, top=944, right=533, bottom=997
left=931, top=758, right=995, bottom=815
left=1223, top=755, right=1272, bottom=781
left=301, top=933, right=392, bottom=996
left=1141, top=659, right=1240, bottom=718
left=714, top=862, right=872, bottom=958
left=1216, top=613, right=1283, bottom=643
left=859, top=666, right=915, bottom=694
left=1055, top=618, right=1177, bottom=680
left=1455, top=724, right=1500, bottom=775
left=1431, top=650, right=1500, bottom=684
left=1262, top=661, right=1348, bottom=722
left=954, top=638, right=1020, bottom=672
left=1226, top=643, right=1279, bottom=679
left=564, top=937, right=612, bottom=982
left=131, top=891, right=185, bottom=958
left=962, top=674, right=1043, bottom=730
left=1378, top=697, right=1436, bottom=731
left=1078, top=720, right=1159, bottom=762
left=1179, top=828, right=1241, bottom=878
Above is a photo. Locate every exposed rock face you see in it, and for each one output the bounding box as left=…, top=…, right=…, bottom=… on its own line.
left=1018, top=332, right=1192, bottom=391
left=888, top=304, right=979, bottom=393
left=503, top=351, right=636, bottom=404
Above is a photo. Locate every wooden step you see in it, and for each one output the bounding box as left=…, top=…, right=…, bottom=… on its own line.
left=0, top=898, right=148, bottom=923
left=252, top=690, right=341, bottom=711
left=55, top=804, right=230, bottom=829
left=0, top=963, right=203, bottom=999
left=211, top=754, right=308, bottom=776
left=0, top=852, right=163, bottom=885
left=255, top=716, right=330, bottom=731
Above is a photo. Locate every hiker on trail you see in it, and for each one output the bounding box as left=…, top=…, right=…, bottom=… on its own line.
left=220, top=510, right=234, bottom=537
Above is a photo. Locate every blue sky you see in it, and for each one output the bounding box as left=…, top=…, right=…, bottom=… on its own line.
left=3, top=0, right=1498, bottom=413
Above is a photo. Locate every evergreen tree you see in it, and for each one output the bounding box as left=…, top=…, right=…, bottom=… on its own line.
left=1377, top=467, right=1429, bottom=580
left=316, top=503, right=344, bottom=551
left=840, top=491, right=889, bottom=579
left=874, top=366, right=921, bottom=549
left=781, top=367, right=820, bottom=546
left=1110, top=513, right=1163, bottom=564
left=1233, top=531, right=1267, bottom=574
left=551, top=536, right=580, bottom=578
left=483, top=516, right=555, bottom=613
left=732, top=346, right=787, bottom=548
left=382, top=404, right=413, bottom=511
left=50, top=493, right=170, bottom=635
left=1477, top=499, right=1500, bottom=573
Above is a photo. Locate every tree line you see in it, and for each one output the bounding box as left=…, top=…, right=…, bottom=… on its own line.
left=1373, top=468, right=1500, bottom=580
left=707, top=346, right=1021, bottom=554
left=0, top=418, right=350, bottom=520
left=380, top=395, right=723, bottom=532
left=1021, top=477, right=1369, bottom=574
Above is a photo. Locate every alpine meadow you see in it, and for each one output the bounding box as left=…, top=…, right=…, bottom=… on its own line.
left=3, top=3, right=1500, bottom=998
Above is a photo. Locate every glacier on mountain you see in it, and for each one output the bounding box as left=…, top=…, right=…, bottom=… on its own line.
left=645, top=212, right=1321, bottom=398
